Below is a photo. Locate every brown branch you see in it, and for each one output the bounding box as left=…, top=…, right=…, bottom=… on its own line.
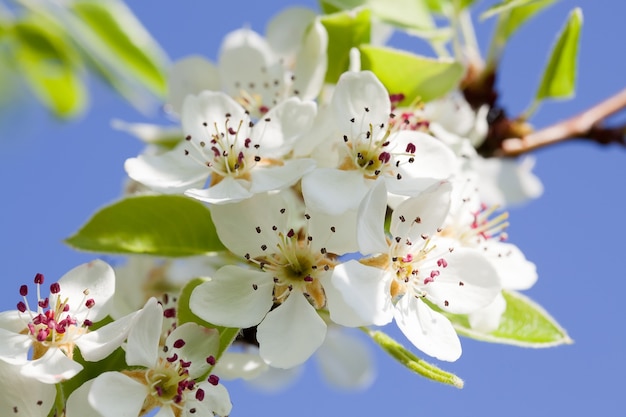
left=500, top=88, right=626, bottom=156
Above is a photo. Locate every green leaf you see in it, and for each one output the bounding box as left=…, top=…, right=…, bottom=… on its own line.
left=426, top=0, right=477, bottom=14
left=11, top=17, right=86, bottom=118
left=359, top=45, right=464, bottom=103
left=70, top=0, right=168, bottom=98
left=482, top=0, right=556, bottom=20
left=66, top=195, right=225, bottom=256
left=320, top=8, right=371, bottom=83
left=448, top=290, right=573, bottom=347
left=321, top=0, right=435, bottom=31
left=178, top=278, right=240, bottom=363
left=534, top=8, right=582, bottom=102
left=494, top=0, right=556, bottom=41
left=365, top=329, right=464, bottom=388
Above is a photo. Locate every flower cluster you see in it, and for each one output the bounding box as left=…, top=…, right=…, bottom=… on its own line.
left=1, top=5, right=564, bottom=417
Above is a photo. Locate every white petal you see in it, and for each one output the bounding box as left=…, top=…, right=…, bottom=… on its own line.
left=190, top=267, right=274, bottom=328
left=181, top=91, right=249, bottom=144
left=76, top=307, right=140, bottom=362
left=248, top=159, right=316, bottom=194
left=65, top=379, right=99, bottom=417
left=125, top=147, right=208, bottom=194
left=167, top=55, right=220, bottom=115
left=185, top=176, right=253, bottom=204
left=0, top=359, right=55, bottom=417
left=257, top=293, right=326, bottom=368
left=426, top=246, right=501, bottom=314
left=0, top=328, right=31, bottom=362
left=57, top=259, right=115, bottom=322
left=481, top=241, right=537, bottom=290
left=125, top=298, right=162, bottom=368
left=89, top=372, right=147, bottom=417
left=209, top=192, right=286, bottom=257
left=301, top=168, right=368, bottom=215
left=391, top=181, right=451, bottom=243
left=386, top=131, right=457, bottom=196
left=306, top=208, right=359, bottom=255
left=332, top=71, right=390, bottom=134
left=394, top=296, right=461, bottom=362
left=356, top=179, right=391, bottom=255
left=266, top=7, right=316, bottom=57
left=186, top=382, right=232, bottom=417
left=254, top=98, right=317, bottom=157
left=315, top=327, right=375, bottom=389
left=218, top=28, right=276, bottom=100
left=165, top=322, right=219, bottom=379
left=214, top=351, right=269, bottom=381
left=468, top=292, right=507, bottom=333
left=326, top=261, right=393, bottom=327
left=0, top=310, right=29, bottom=333
left=293, top=19, right=328, bottom=101
left=21, top=348, right=83, bottom=383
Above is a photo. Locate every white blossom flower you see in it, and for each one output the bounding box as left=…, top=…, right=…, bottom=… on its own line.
left=441, top=176, right=538, bottom=331
left=0, top=359, right=55, bottom=417
left=168, top=7, right=327, bottom=117
left=335, top=181, right=501, bottom=361
left=190, top=191, right=380, bottom=368
left=84, top=298, right=232, bottom=417
left=0, top=260, right=116, bottom=383
left=125, top=91, right=316, bottom=204
left=301, top=70, right=457, bottom=215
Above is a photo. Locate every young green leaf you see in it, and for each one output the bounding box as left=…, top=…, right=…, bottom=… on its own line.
left=494, top=0, right=556, bottom=42
left=359, top=45, right=464, bottom=104
left=534, top=7, right=582, bottom=102
left=321, top=0, right=436, bottom=31
left=365, top=329, right=464, bottom=388
left=60, top=0, right=167, bottom=109
left=11, top=17, right=86, bottom=118
left=482, top=0, right=557, bottom=20
left=66, top=195, right=225, bottom=256
left=448, top=290, right=573, bottom=347
left=320, top=8, right=371, bottom=83
left=178, top=278, right=240, bottom=364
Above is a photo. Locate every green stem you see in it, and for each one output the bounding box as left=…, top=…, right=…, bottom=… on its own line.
left=53, top=383, right=65, bottom=417
left=361, top=327, right=464, bottom=388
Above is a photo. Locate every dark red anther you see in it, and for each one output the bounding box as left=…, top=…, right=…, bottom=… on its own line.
left=38, top=298, right=49, bottom=309
left=83, top=319, right=93, bottom=327
left=244, top=138, right=252, bottom=148
left=163, top=308, right=176, bottom=318
left=378, top=152, right=391, bottom=164
left=179, top=359, right=191, bottom=368
left=206, top=356, right=216, bottom=366
left=167, top=353, right=179, bottom=363
left=85, top=299, right=95, bottom=309
left=17, top=301, right=27, bottom=313
left=195, top=388, right=205, bottom=401
left=173, top=339, right=186, bottom=349
left=50, top=283, right=60, bottom=294
left=208, top=375, right=220, bottom=386
left=405, top=142, right=416, bottom=154
left=34, top=273, right=44, bottom=285
left=228, top=127, right=237, bottom=135
left=287, top=229, right=295, bottom=238
left=19, top=285, right=28, bottom=297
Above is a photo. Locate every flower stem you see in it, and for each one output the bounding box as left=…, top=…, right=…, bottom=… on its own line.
left=502, top=87, right=626, bottom=156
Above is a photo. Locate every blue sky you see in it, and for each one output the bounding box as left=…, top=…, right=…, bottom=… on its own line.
left=1, top=1, right=624, bottom=416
